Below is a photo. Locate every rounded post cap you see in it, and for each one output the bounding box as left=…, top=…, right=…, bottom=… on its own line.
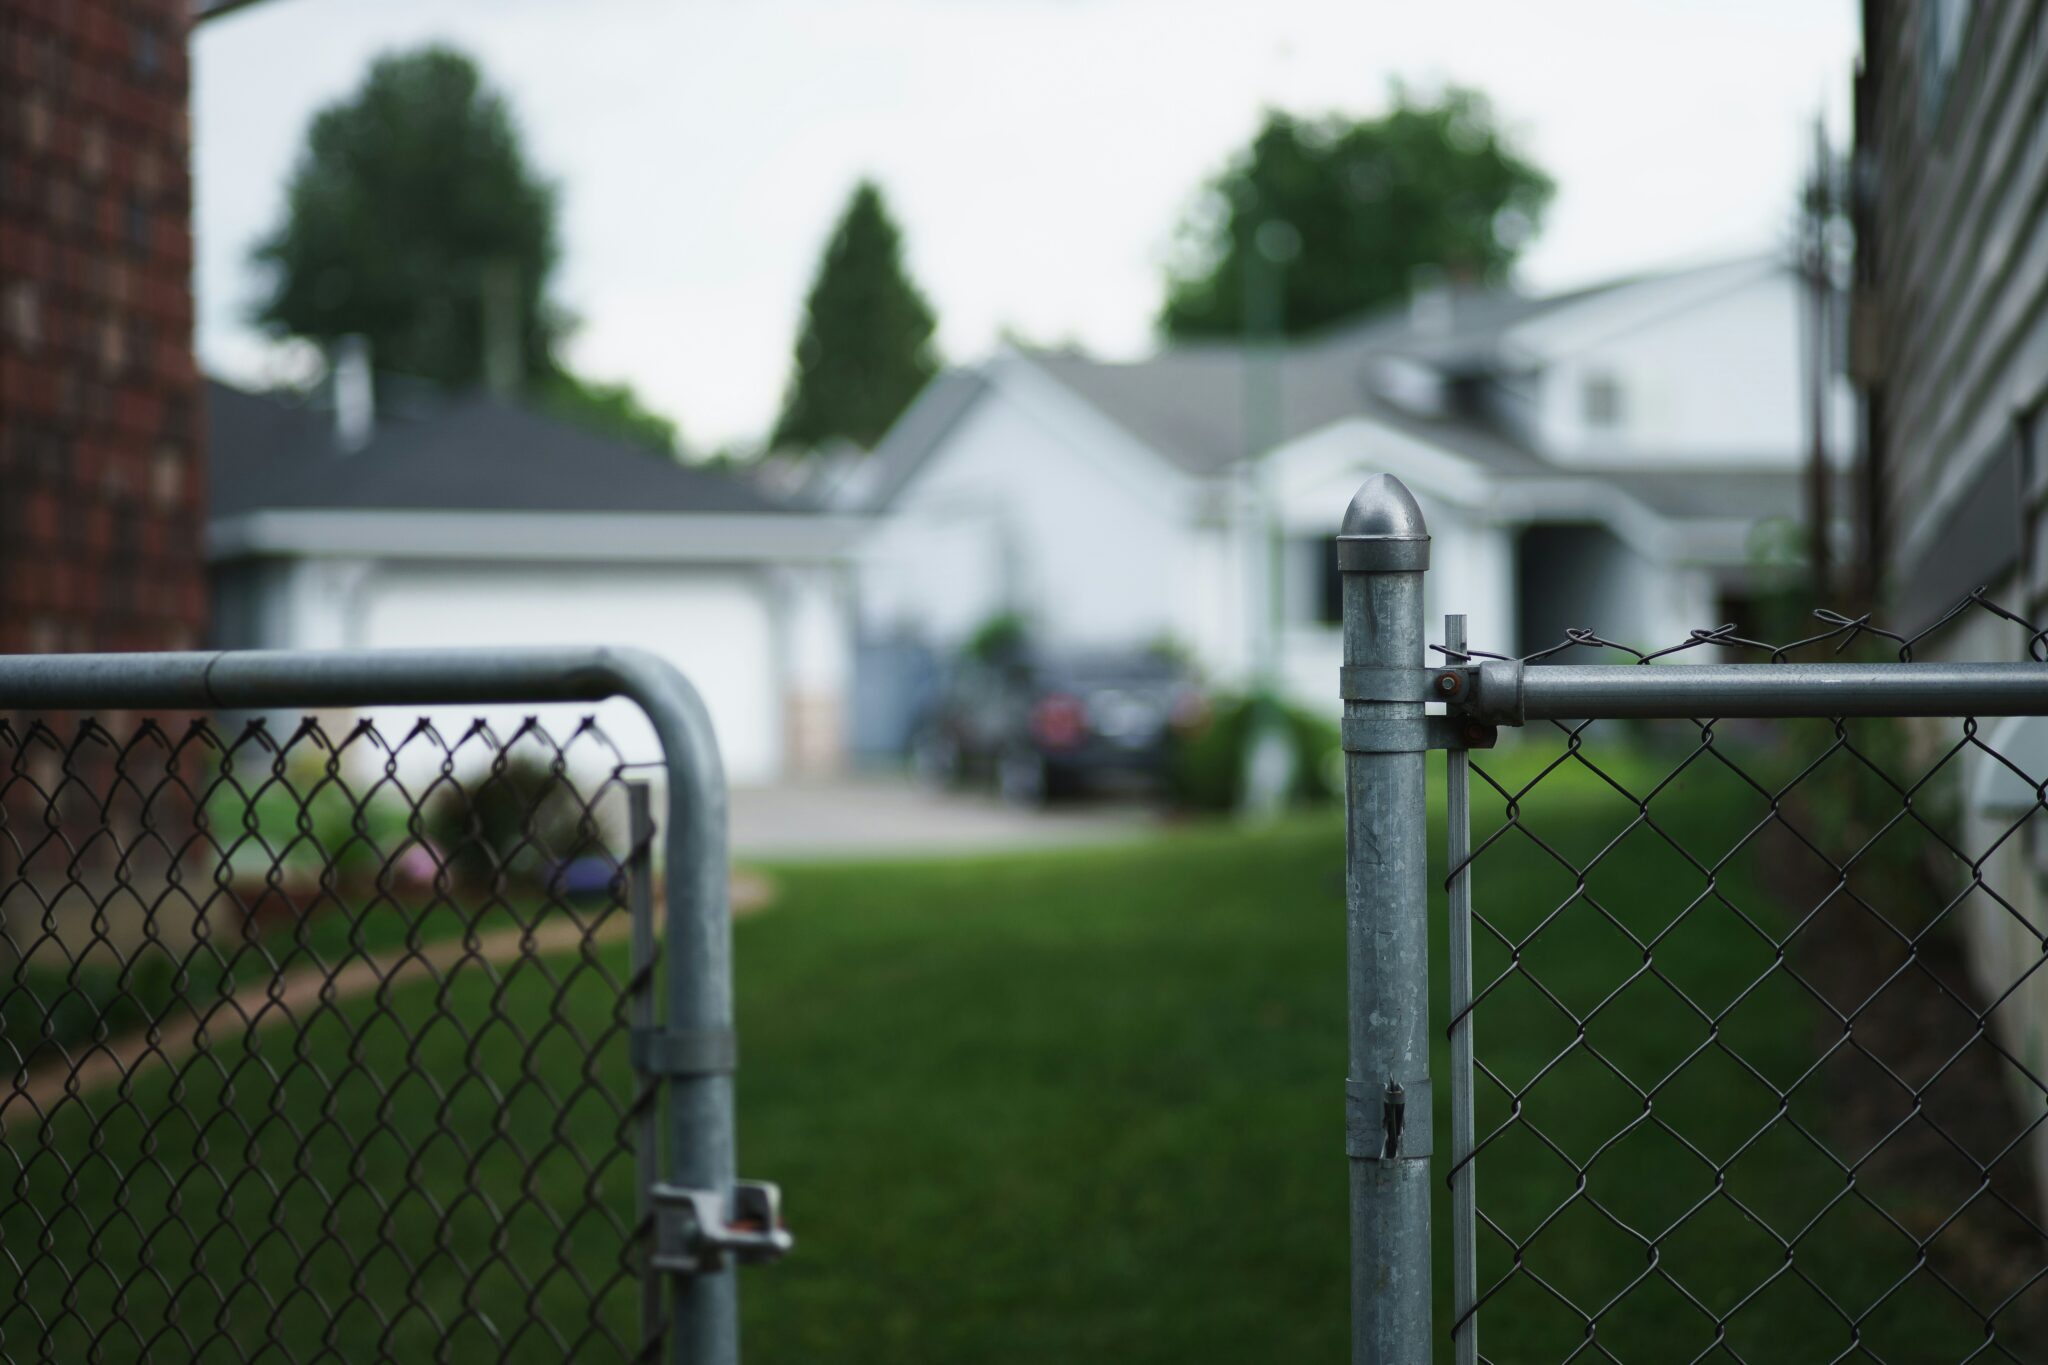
left=1341, top=473, right=1428, bottom=539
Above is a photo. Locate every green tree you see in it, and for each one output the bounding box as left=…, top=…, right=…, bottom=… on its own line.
left=251, top=45, right=561, bottom=388
left=251, top=44, right=683, bottom=453
left=771, top=181, right=939, bottom=452
left=534, top=371, right=680, bottom=454
left=1160, top=89, right=1554, bottom=339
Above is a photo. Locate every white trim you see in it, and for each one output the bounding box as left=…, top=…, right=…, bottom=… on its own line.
left=1491, top=477, right=1759, bottom=566
left=1261, top=412, right=1761, bottom=568
left=1265, top=414, right=1499, bottom=516
left=209, top=510, right=869, bottom=564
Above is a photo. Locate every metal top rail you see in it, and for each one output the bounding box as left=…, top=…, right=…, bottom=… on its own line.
left=0, top=645, right=682, bottom=713
left=1458, top=660, right=2048, bottom=724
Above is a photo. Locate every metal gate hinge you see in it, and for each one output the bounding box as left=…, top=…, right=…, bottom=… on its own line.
left=650, top=1180, right=793, bottom=1276
left=1341, top=716, right=1498, bottom=753
left=631, top=1026, right=737, bottom=1077
left=1445, top=658, right=1525, bottom=727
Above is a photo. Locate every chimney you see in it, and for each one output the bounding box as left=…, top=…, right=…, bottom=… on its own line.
left=481, top=257, right=521, bottom=397
left=333, top=334, right=374, bottom=452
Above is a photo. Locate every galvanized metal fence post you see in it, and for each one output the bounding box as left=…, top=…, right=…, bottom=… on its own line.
left=1338, top=474, right=1434, bottom=1363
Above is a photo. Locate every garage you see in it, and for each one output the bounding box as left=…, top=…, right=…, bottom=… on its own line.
left=208, top=379, right=861, bottom=787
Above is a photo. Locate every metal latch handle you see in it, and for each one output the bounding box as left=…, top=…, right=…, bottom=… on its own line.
left=651, top=1180, right=793, bottom=1276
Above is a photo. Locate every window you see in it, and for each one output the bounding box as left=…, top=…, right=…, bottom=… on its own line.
left=1318, top=537, right=1343, bottom=625
left=1582, top=371, right=1625, bottom=430
left=1286, top=536, right=1344, bottom=627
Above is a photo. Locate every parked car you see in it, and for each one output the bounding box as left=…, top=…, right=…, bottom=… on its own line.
left=909, top=647, right=1204, bottom=805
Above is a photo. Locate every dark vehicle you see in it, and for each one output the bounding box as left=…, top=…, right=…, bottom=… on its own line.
left=910, top=647, right=1204, bottom=805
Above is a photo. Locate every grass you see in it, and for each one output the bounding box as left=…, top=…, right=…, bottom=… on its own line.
left=0, top=733, right=2009, bottom=1361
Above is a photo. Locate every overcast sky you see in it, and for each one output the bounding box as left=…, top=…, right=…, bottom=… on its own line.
left=193, top=0, right=1859, bottom=450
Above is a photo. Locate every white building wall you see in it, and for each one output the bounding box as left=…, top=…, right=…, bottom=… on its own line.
left=248, top=559, right=788, bottom=787
left=1185, top=517, right=1248, bottom=684
left=858, top=369, right=1200, bottom=658
left=1520, top=264, right=1822, bottom=468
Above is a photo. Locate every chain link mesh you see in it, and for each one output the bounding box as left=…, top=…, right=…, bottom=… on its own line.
left=0, top=710, right=656, bottom=1362
left=1445, top=592, right=2048, bottom=1362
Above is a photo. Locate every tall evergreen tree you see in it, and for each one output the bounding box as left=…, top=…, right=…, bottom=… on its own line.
left=772, top=181, right=938, bottom=451
left=1160, top=89, right=1553, bottom=339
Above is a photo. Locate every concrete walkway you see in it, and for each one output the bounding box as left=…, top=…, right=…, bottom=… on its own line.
left=729, top=775, right=1163, bottom=861
left=7, top=871, right=774, bottom=1119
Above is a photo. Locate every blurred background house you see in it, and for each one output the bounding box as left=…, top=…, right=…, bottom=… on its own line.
left=207, top=369, right=859, bottom=785
left=847, top=254, right=1841, bottom=759
left=3, top=0, right=1864, bottom=800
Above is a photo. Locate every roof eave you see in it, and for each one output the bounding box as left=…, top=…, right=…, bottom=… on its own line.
left=209, top=508, right=870, bottom=565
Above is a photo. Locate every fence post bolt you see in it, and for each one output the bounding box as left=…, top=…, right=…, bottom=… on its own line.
left=1338, top=473, right=1433, bottom=1363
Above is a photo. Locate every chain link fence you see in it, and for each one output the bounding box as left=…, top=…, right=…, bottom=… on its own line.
left=1, top=711, right=646, bottom=1361
left=1339, top=475, right=2048, bottom=1364
left=1447, top=594, right=2048, bottom=1363
left=0, top=648, right=777, bottom=1365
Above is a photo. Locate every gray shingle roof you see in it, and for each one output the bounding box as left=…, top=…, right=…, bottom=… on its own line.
left=1018, top=342, right=1556, bottom=480
left=867, top=257, right=1800, bottom=531
left=998, top=279, right=1638, bottom=483
left=1019, top=348, right=1267, bottom=476
left=208, top=380, right=789, bottom=519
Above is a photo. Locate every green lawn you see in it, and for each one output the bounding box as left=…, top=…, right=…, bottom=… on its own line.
left=0, top=736, right=2006, bottom=1361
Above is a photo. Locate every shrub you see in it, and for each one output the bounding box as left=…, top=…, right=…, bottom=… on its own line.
left=964, top=610, right=1030, bottom=664
left=1168, top=693, right=1342, bottom=813
left=1, top=947, right=229, bottom=1066
left=422, top=752, right=606, bottom=893
left=205, top=748, right=417, bottom=888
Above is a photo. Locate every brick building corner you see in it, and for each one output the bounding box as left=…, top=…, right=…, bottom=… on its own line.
left=1, top=0, right=207, bottom=655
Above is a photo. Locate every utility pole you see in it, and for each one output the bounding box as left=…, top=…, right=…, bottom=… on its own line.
left=1800, top=116, right=1836, bottom=602
left=1239, top=215, right=1300, bottom=815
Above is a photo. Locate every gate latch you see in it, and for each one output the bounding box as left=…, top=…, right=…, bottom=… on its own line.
left=650, top=1180, right=793, bottom=1276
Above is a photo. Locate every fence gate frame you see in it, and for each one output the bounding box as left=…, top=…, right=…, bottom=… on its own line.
left=0, top=645, right=787, bottom=1365
left=1338, top=473, right=2048, bottom=1364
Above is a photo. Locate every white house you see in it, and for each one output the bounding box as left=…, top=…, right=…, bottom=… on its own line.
left=848, top=255, right=1839, bottom=739
left=207, top=377, right=860, bottom=787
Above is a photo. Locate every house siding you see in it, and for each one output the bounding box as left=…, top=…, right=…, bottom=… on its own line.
left=1860, top=0, right=2048, bottom=620
left=0, top=0, right=207, bottom=652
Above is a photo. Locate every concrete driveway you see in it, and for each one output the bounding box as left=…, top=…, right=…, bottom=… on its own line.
left=728, top=775, right=1164, bottom=861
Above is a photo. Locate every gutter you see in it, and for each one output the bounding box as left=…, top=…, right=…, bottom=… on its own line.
left=207, top=508, right=872, bottom=565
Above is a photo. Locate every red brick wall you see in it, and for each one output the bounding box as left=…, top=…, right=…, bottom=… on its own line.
left=0, top=0, right=206, bottom=654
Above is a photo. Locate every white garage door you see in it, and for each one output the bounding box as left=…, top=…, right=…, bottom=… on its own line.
left=355, top=562, right=782, bottom=785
